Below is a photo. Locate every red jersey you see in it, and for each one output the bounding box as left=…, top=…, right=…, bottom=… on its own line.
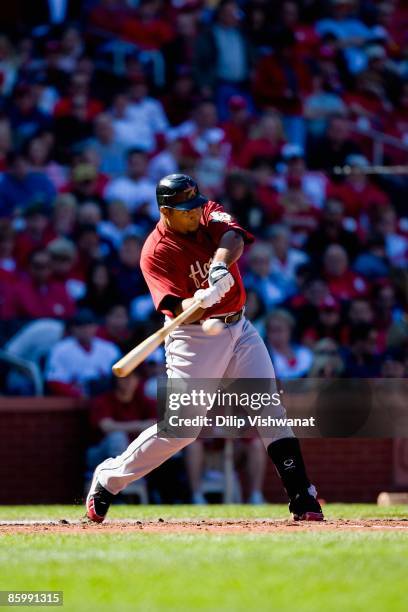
left=140, top=201, right=254, bottom=318
left=90, top=386, right=157, bottom=442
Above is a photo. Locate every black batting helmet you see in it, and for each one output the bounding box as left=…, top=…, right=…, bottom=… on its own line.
left=156, top=174, right=208, bottom=211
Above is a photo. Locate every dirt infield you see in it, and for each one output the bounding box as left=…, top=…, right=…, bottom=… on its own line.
left=1, top=518, right=407, bottom=535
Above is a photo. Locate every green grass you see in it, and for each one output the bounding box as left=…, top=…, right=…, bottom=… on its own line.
left=0, top=505, right=407, bottom=612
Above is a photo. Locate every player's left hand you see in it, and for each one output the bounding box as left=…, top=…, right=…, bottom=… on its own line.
left=208, top=262, right=230, bottom=286
left=215, top=271, right=235, bottom=295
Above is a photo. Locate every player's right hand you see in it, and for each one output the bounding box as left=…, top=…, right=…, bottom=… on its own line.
left=194, top=280, right=230, bottom=309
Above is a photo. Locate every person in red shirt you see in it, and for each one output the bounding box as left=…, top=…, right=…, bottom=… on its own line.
left=237, top=111, right=285, bottom=169
left=221, top=95, right=254, bottom=165
left=54, top=73, right=103, bottom=122
left=252, top=28, right=312, bottom=115
left=323, top=244, right=368, bottom=303
left=86, top=173, right=324, bottom=523
left=9, top=248, right=76, bottom=321
left=281, top=0, right=321, bottom=60
left=327, top=154, right=389, bottom=218
left=14, top=202, right=56, bottom=270
left=87, top=372, right=156, bottom=472
left=96, top=303, right=132, bottom=352
left=121, top=0, right=174, bottom=51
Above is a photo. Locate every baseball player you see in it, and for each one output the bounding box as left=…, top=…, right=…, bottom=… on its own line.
left=86, top=174, right=323, bottom=522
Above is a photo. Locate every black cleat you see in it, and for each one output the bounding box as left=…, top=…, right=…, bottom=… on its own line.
left=86, top=479, right=114, bottom=523
left=289, top=491, right=324, bottom=521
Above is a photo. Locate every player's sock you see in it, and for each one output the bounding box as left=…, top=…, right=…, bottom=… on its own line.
left=267, top=437, right=311, bottom=498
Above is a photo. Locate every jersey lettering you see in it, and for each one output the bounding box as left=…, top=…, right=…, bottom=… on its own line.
left=189, top=257, right=212, bottom=288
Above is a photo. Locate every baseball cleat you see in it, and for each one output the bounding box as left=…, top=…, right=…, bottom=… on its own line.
left=289, top=492, right=324, bottom=522
left=86, top=472, right=114, bottom=523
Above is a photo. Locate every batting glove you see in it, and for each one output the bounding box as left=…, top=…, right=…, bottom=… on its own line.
left=215, top=271, right=235, bottom=295
left=208, top=262, right=229, bottom=286
left=194, top=286, right=222, bottom=309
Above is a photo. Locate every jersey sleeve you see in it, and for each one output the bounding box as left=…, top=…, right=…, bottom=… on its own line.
left=202, top=201, right=254, bottom=245
left=140, top=247, right=190, bottom=316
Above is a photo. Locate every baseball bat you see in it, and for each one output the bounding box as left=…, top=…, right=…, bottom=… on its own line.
left=112, top=299, right=203, bottom=377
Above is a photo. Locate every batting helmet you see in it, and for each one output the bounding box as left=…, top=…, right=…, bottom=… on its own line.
left=156, top=174, right=208, bottom=211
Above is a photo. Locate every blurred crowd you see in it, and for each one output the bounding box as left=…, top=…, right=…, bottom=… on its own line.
left=0, top=0, right=407, bottom=503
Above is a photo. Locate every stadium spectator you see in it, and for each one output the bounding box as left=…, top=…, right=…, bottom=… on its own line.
left=8, top=83, right=51, bottom=147
left=244, top=288, right=267, bottom=335
left=380, top=349, right=406, bottom=378
left=105, top=149, right=157, bottom=218
left=110, top=234, right=147, bottom=306
left=193, top=0, right=252, bottom=118
left=163, top=8, right=199, bottom=85
left=52, top=193, right=78, bottom=238
left=0, top=222, right=16, bottom=279
left=7, top=248, right=75, bottom=321
left=353, top=234, right=390, bottom=279
left=237, top=111, right=284, bottom=169
left=120, top=0, right=174, bottom=51
left=328, top=154, right=389, bottom=218
left=147, top=137, right=182, bottom=185
left=64, top=163, right=107, bottom=206
left=46, top=308, right=120, bottom=398
left=265, top=309, right=313, bottom=379
left=272, top=172, right=321, bottom=248
left=305, top=198, right=360, bottom=264
left=47, top=237, right=86, bottom=302
left=252, top=28, right=311, bottom=145
left=0, top=151, right=56, bottom=218
left=0, top=35, right=17, bottom=96
left=372, top=206, right=407, bottom=268
left=323, top=244, right=368, bottom=302
left=161, top=70, right=199, bottom=127
left=315, top=0, right=372, bottom=75
left=342, top=322, right=382, bottom=377
left=302, top=295, right=343, bottom=345
left=272, top=143, right=330, bottom=209
left=221, top=95, right=253, bottom=165
left=98, top=199, right=142, bottom=249
left=266, top=224, right=309, bottom=298
left=14, top=202, right=56, bottom=269
left=79, top=262, right=120, bottom=317
left=54, top=72, right=103, bottom=121
left=244, top=243, right=286, bottom=308
left=307, top=114, right=361, bottom=171
left=303, top=73, right=347, bottom=138
left=74, top=223, right=112, bottom=275
left=185, top=437, right=267, bottom=504
left=88, top=113, right=127, bottom=178
left=112, top=78, right=169, bottom=153
left=87, top=371, right=156, bottom=473
left=195, top=129, right=229, bottom=197
left=289, top=277, right=331, bottom=337
left=0, top=0, right=405, bottom=405
left=25, top=134, right=66, bottom=189
left=96, top=303, right=131, bottom=352
left=308, top=337, right=345, bottom=378
left=222, top=171, right=265, bottom=234
left=173, top=100, right=225, bottom=160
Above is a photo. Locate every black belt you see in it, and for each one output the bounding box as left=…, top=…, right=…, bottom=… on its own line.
left=192, top=308, right=244, bottom=326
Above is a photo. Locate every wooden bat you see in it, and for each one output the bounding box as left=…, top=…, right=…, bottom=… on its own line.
left=112, top=300, right=203, bottom=377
